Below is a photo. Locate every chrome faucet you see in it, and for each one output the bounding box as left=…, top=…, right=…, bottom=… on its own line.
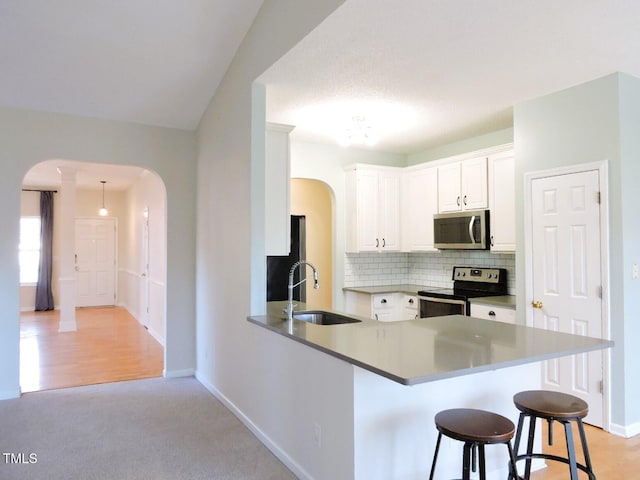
left=286, top=260, right=319, bottom=321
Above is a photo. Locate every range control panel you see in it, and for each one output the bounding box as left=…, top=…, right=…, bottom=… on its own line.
left=452, top=267, right=504, bottom=283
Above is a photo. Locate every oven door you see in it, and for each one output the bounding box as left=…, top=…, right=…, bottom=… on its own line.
left=418, top=296, right=466, bottom=317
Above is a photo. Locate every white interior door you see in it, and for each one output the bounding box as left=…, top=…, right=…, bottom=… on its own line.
left=530, top=170, right=604, bottom=426
left=75, top=218, right=116, bottom=307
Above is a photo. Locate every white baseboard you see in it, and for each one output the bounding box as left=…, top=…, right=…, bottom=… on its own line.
left=609, top=421, right=640, bottom=438
left=20, top=305, right=60, bottom=312
left=58, top=321, right=77, bottom=332
left=163, top=368, right=195, bottom=379
left=194, top=371, right=314, bottom=480
left=146, top=326, right=165, bottom=347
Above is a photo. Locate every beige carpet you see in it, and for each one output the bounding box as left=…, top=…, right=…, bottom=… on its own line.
left=0, top=377, right=297, bottom=480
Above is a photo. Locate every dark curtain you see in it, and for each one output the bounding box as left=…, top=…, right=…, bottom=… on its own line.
left=35, top=191, right=54, bottom=311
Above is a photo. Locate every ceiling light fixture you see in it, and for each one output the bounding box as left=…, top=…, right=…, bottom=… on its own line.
left=338, top=115, right=378, bottom=147
left=99, top=180, right=108, bottom=216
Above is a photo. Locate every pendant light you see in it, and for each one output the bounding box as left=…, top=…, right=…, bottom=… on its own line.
left=99, top=180, right=108, bottom=216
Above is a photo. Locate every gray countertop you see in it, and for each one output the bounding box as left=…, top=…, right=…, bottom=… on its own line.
left=342, top=284, right=425, bottom=295
left=248, top=308, right=613, bottom=386
left=469, top=295, right=517, bottom=309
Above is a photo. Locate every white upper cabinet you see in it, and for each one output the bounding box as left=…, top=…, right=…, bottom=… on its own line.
left=265, top=123, right=295, bottom=255
left=345, top=144, right=512, bottom=254
left=488, top=149, right=516, bottom=252
left=438, top=156, right=488, bottom=212
left=346, top=165, right=401, bottom=252
left=401, top=165, right=438, bottom=251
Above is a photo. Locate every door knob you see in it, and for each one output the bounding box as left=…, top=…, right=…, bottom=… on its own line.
left=531, top=300, right=544, bottom=309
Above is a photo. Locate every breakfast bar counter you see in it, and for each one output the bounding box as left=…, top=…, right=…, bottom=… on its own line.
left=248, top=310, right=612, bottom=386
left=247, top=306, right=613, bottom=479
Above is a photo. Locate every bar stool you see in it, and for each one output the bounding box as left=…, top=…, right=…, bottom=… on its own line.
left=429, top=408, right=519, bottom=480
left=513, top=390, right=596, bottom=479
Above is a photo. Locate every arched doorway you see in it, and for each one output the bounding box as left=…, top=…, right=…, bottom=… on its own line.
left=19, top=159, right=167, bottom=392
left=291, top=178, right=333, bottom=309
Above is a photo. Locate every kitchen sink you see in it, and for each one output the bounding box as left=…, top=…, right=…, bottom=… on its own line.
left=292, top=310, right=362, bottom=325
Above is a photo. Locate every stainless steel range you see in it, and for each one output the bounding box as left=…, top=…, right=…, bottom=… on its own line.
left=417, top=266, right=507, bottom=318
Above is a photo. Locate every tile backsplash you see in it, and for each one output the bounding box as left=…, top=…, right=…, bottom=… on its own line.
left=344, top=251, right=516, bottom=294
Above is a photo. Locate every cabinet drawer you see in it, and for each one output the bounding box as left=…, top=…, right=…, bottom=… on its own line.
left=372, top=294, right=394, bottom=310
left=470, top=304, right=516, bottom=324
left=403, top=295, right=418, bottom=310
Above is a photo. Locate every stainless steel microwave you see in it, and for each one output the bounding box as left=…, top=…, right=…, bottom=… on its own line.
left=433, top=210, right=490, bottom=250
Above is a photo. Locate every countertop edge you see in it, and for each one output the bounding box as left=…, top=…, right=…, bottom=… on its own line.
left=468, top=295, right=516, bottom=309
left=342, top=284, right=426, bottom=295
left=247, top=314, right=613, bottom=387
left=247, top=316, right=410, bottom=385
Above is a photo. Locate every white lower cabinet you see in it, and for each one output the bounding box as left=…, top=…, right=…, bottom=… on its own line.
left=344, top=291, right=418, bottom=321
left=470, top=304, right=516, bottom=324
left=402, top=294, right=419, bottom=320
left=372, top=294, right=395, bottom=321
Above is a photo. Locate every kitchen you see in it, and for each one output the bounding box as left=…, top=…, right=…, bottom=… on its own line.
left=254, top=129, right=607, bottom=478
left=247, top=2, right=637, bottom=479
left=286, top=139, right=517, bottom=315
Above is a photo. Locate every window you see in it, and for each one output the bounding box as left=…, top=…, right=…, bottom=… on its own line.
left=19, top=217, right=41, bottom=284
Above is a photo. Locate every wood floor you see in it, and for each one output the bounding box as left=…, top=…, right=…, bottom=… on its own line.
left=528, top=420, right=640, bottom=479
left=20, top=306, right=164, bottom=393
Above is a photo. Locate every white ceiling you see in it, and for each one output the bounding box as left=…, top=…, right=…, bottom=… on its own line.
left=22, top=160, right=145, bottom=191
left=0, top=0, right=263, bottom=130
left=4, top=0, right=263, bottom=189
left=10, top=0, right=640, bottom=188
left=260, top=0, right=640, bottom=154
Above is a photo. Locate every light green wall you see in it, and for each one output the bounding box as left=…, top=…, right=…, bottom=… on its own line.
left=0, top=107, right=197, bottom=398
left=406, top=127, right=513, bottom=165
left=514, top=72, right=640, bottom=429
left=195, top=2, right=351, bottom=478
left=618, top=74, right=640, bottom=425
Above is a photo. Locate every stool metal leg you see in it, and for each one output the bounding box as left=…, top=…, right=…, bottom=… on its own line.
left=524, top=414, right=537, bottom=479
left=505, top=441, right=519, bottom=480
left=462, top=442, right=473, bottom=480
left=429, top=432, right=442, bottom=480
left=576, top=418, right=596, bottom=479
left=478, top=444, right=487, bottom=480
left=513, top=412, right=525, bottom=456
left=563, top=421, right=579, bottom=480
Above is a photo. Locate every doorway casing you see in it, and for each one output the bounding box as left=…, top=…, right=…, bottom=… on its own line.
left=523, top=159, right=611, bottom=431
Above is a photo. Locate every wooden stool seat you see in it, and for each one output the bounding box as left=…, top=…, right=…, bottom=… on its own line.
left=514, top=390, right=589, bottom=419
left=435, top=408, right=516, bottom=443
left=513, top=390, right=596, bottom=480
left=429, top=408, right=518, bottom=480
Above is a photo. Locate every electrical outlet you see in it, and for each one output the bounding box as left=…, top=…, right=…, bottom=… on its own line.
left=313, top=423, right=322, bottom=447
left=633, top=263, right=639, bottom=280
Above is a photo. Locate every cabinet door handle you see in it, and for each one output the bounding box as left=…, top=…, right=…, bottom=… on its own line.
left=376, top=238, right=379, bottom=248
left=490, top=235, right=494, bottom=247
left=382, top=238, right=386, bottom=248
left=381, top=298, right=387, bottom=304
left=457, top=196, right=461, bottom=206
left=488, top=310, right=496, bottom=317
left=374, top=313, right=379, bottom=320
left=463, top=195, right=467, bottom=205
left=408, top=298, right=414, bottom=304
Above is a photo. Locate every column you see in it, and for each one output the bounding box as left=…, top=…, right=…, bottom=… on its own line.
left=57, top=166, right=77, bottom=332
